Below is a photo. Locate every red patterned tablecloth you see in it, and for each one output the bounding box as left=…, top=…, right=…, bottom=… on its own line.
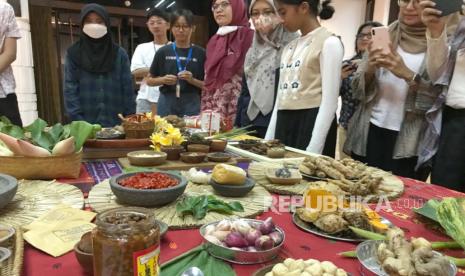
left=24, top=167, right=465, bottom=276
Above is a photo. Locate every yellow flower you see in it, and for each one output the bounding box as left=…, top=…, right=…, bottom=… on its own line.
left=150, top=118, right=185, bottom=149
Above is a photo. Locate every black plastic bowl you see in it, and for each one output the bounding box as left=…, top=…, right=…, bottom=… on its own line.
left=0, top=174, right=17, bottom=209
left=110, top=171, right=187, bottom=207
left=209, top=177, right=255, bottom=197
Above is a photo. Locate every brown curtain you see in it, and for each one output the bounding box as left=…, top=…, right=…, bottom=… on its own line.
left=30, top=6, right=64, bottom=124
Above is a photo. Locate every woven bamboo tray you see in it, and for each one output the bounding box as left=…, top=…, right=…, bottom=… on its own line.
left=0, top=151, right=82, bottom=179
left=88, top=180, right=273, bottom=230
left=0, top=180, right=84, bottom=227
left=248, top=161, right=405, bottom=202
left=0, top=227, right=23, bottom=276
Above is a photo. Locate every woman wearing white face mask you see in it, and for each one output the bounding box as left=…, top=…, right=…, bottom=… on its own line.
left=235, top=0, right=298, bottom=138
left=64, top=4, right=135, bottom=127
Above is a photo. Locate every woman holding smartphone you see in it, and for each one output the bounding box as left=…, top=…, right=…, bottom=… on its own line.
left=344, top=0, right=443, bottom=179
left=338, top=21, right=382, bottom=159
left=419, top=0, right=465, bottom=191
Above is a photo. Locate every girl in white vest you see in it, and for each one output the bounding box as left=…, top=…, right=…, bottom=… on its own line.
left=265, top=0, right=343, bottom=157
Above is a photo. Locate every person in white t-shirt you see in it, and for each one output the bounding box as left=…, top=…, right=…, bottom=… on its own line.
left=131, top=8, right=170, bottom=114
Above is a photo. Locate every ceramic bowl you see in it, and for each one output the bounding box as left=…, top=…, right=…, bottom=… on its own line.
left=0, top=225, right=15, bottom=245
left=209, top=178, right=255, bottom=197
left=207, top=152, right=232, bottom=163
left=209, top=139, right=228, bottom=152
left=179, top=152, right=207, bottom=164
left=74, top=232, right=93, bottom=275
left=110, top=171, right=188, bottom=207
left=0, top=174, right=17, bottom=209
left=127, top=151, right=167, bottom=166
left=187, top=144, right=210, bottom=153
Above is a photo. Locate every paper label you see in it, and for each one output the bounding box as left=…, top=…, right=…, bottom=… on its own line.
left=133, top=244, right=160, bottom=276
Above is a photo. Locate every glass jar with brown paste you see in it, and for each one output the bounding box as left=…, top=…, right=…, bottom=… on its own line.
left=92, top=207, right=160, bottom=276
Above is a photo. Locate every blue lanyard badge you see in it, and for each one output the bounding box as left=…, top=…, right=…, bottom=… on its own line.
left=172, top=42, right=193, bottom=73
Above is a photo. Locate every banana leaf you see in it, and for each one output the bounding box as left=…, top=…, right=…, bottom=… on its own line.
left=161, top=244, right=235, bottom=276
left=413, top=199, right=441, bottom=222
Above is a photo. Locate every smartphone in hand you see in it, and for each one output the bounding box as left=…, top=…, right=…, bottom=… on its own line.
left=371, top=26, right=391, bottom=55
left=433, top=0, right=462, bottom=17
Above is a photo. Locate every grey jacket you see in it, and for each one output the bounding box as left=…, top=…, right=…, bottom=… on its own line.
left=343, top=55, right=442, bottom=159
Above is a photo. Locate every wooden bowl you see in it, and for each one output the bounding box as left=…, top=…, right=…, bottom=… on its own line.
left=209, top=139, right=228, bottom=152
left=180, top=152, right=207, bottom=164
left=74, top=232, right=93, bottom=275
left=187, top=144, right=210, bottom=153
left=207, top=152, right=232, bottom=162
left=127, top=150, right=167, bottom=166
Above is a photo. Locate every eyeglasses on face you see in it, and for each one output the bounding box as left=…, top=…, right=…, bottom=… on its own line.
left=212, top=1, right=230, bottom=12
left=357, top=33, right=372, bottom=40
left=172, top=25, right=191, bottom=30
left=398, top=0, right=419, bottom=7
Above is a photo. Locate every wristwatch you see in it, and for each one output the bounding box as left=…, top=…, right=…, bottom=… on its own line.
left=407, top=73, right=421, bottom=87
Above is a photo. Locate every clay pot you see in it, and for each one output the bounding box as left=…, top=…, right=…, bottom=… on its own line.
left=160, top=145, right=185, bottom=160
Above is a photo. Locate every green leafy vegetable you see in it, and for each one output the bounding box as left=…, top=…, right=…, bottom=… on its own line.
left=161, top=244, right=235, bottom=276
left=64, top=121, right=101, bottom=151
left=437, top=198, right=465, bottom=250
left=0, top=116, right=24, bottom=139
left=0, top=116, right=101, bottom=152
left=176, top=195, right=244, bottom=220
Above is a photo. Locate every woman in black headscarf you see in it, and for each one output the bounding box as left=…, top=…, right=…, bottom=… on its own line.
left=64, top=4, right=135, bottom=127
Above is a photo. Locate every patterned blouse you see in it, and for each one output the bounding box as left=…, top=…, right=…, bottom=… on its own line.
left=339, top=59, right=360, bottom=129
left=0, top=2, right=21, bottom=98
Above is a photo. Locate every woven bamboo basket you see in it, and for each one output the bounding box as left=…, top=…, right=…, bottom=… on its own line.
left=122, top=114, right=154, bottom=139
left=0, top=150, right=82, bottom=179
left=0, top=226, right=24, bottom=276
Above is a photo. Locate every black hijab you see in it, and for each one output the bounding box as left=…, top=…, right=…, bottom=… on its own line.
left=67, top=4, right=118, bottom=73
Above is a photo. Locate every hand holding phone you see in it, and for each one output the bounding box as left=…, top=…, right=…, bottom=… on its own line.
left=433, top=0, right=462, bottom=16
left=371, top=26, right=391, bottom=55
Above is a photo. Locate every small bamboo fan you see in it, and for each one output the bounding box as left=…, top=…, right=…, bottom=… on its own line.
left=88, top=180, right=273, bottom=230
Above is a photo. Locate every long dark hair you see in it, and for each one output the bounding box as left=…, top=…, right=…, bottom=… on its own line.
left=275, top=0, right=335, bottom=20
left=354, top=21, right=383, bottom=57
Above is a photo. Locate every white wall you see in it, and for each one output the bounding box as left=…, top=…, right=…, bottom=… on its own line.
left=373, top=0, right=391, bottom=26
left=321, top=0, right=367, bottom=59
left=10, top=0, right=38, bottom=126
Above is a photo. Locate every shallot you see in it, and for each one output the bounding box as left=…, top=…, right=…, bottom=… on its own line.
left=258, top=217, right=275, bottom=235
left=255, top=235, right=274, bottom=250
left=225, top=232, right=248, bottom=248
left=269, top=231, right=283, bottom=245
left=245, top=228, right=262, bottom=246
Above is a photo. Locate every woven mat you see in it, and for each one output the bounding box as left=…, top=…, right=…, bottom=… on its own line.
left=0, top=227, right=23, bottom=276
left=248, top=162, right=313, bottom=195
left=0, top=180, right=84, bottom=227
left=248, top=162, right=405, bottom=201
left=88, top=180, right=273, bottom=230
